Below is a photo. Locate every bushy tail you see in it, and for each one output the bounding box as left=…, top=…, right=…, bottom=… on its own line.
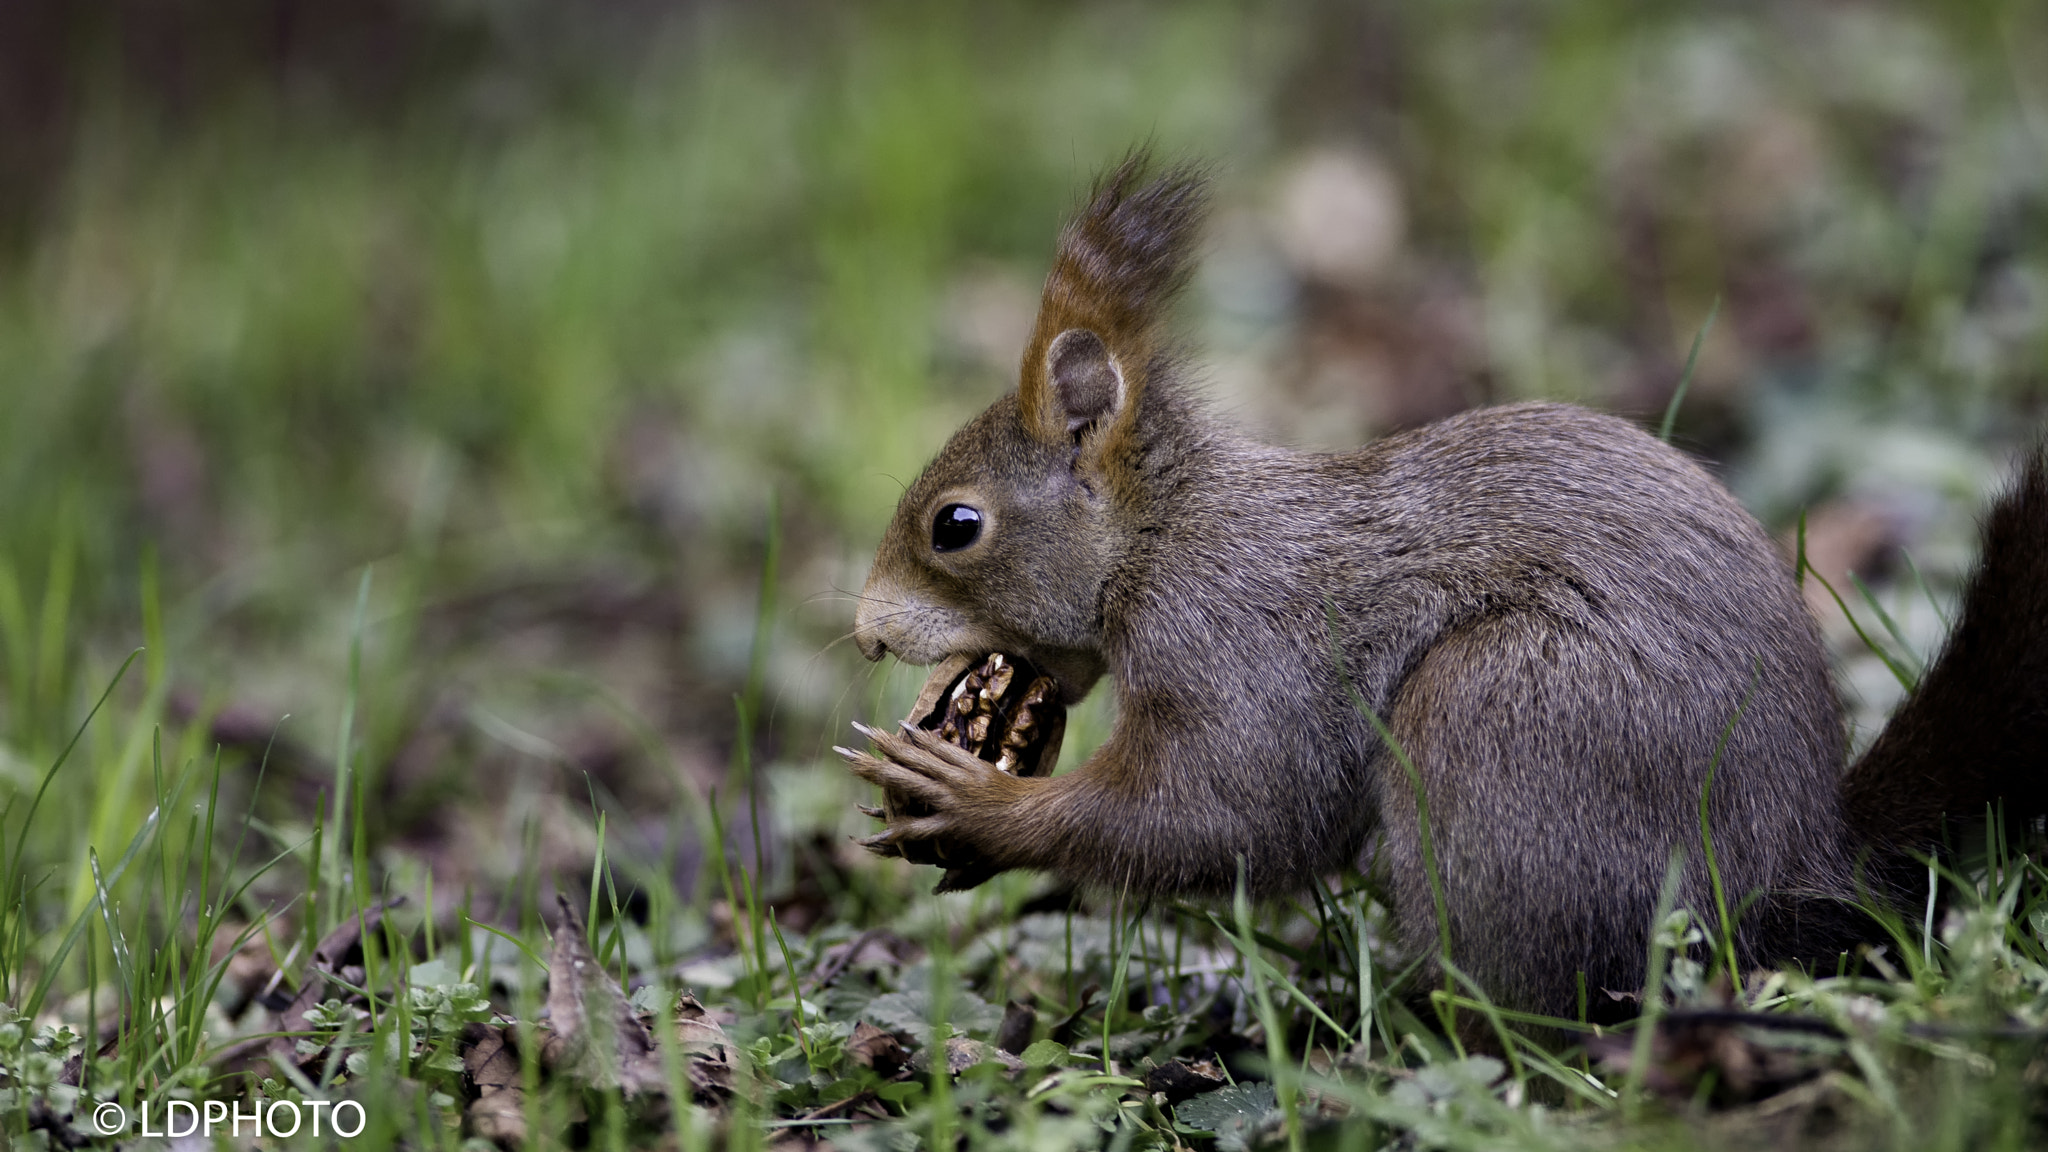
left=1842, top=443, right=2048, bottom=858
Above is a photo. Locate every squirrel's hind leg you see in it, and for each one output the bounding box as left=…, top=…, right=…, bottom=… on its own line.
left=1371, top=615, right=1740, bottom=1020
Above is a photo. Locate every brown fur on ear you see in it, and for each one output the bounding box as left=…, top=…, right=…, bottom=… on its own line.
left=1017, top=153, right=1208, bottom=447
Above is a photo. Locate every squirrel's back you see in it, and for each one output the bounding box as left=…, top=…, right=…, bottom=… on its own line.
left=1109, top=400, right=1859, bottom=1006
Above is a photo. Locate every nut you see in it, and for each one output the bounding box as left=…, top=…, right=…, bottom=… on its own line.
left=864, top=652, right=1067, bottom=890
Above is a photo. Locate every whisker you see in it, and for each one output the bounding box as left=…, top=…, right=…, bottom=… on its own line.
left=826, top=605, right=920, bottom=634
left=804, top=583, right=882, bottom=607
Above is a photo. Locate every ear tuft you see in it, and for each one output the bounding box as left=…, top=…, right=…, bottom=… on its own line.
left=1047, top=328, right=1123, bottom=432
left=1015, top=151, right=1208, bottom=446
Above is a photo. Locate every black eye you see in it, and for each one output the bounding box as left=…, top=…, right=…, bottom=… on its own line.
left=931, top=504, right=982, bottom=552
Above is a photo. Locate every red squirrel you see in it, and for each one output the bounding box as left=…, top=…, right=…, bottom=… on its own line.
left=839, top=156, right=2048, bottom=1017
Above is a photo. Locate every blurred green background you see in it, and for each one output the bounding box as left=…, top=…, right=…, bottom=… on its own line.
left=0, top=0, right=2042, bottom=932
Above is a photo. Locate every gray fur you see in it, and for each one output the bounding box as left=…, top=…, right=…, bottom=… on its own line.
left=845, top=161, right=2048, bottom=1019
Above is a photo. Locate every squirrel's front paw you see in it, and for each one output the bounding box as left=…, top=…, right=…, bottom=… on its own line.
left=834, top=721, right=1027, bottom=875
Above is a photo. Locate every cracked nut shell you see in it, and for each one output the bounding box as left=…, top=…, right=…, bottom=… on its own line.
left=865, top=652, right=1067, bottom=888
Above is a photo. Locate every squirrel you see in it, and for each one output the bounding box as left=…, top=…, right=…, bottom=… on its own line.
left=839, top=155, right=2048, bottom=1019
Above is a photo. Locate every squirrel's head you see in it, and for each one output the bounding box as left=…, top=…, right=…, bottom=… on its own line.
left=854, top=154, right=1206, bottom=702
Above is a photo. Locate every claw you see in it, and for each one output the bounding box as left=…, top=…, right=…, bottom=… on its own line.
left=857, top=803, right=885, bottom=819
left=857, top=830, right=904, bottom=858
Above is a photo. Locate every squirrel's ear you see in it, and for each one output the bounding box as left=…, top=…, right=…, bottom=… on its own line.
left=1016, top=154, right=1206, bottom=446
left=1046, top=328, right=1124, bottom=433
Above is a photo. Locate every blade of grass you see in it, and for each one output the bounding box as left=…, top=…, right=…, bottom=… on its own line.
left=1201, top=910, right=1355, bottom=1048
left=1902, top=550, right=1953, bottom=631
left=1102, top=890, right=1145, bottom=1076
left=467, top=917, right=550, bottom=975
left=28, top=805, right=162, bottom=1020
left=1437, top=957, right=1526, bottom=1084
left=1622, top=849, right=1687, bottom=1118
left=331, top=566, right=373, bottom=935
left=1659, top=295, right=1721, bottom=443
left=1325, top=602, right=1453, bottom=1016
left=767, top=909, right=813, bottom=1064
left=1231, top=859, right=1304, bottom=1152
left=1699, top=664, right=1761, bottom=987
left=1851, top=572, right=1925, bottom=679
left=34, top=514, right=75, bottom=743
left=6, top=650, right=142, bottom=900
left=1808, top=566, right=1918, bottom=691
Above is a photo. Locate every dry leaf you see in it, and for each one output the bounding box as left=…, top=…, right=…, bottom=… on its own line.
left=1144, top=1057, right=1229, bottom=1106
left=545, top=895, right=666, bottom=1097
left=462, top=1022, right=527, bottom=1146
left=912, top=1036, right=1023, bottom=1077
left=267, top=899, right=405, bottom=1069
left=672, top=992, right=739, bottom=1101
left=846, top=1021, right=908, bottom=1078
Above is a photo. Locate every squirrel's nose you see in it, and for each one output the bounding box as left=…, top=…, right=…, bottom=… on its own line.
left=853, top=573, right=893, bottom=662
left=857, top=632, right=887, bottom=663
left=853, top=595, right=887, bottom=662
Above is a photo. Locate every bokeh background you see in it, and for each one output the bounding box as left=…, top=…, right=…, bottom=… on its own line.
left=1, top=0, right=2043, bottom=941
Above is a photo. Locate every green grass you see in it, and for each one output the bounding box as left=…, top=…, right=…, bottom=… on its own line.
left=13, top=683, right=2048, bottom=1152
left=0, top=0, right=2045, bottom=1147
